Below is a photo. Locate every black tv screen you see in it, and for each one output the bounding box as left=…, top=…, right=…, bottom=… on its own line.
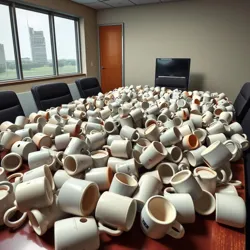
left=155, top=58, right=191, bottom=82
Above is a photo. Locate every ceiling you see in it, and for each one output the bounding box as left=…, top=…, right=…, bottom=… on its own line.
left=71, top=0, right=177, bottom=10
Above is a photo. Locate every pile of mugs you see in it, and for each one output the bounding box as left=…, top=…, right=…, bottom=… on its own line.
left=0, top=85, right=248, bottom=250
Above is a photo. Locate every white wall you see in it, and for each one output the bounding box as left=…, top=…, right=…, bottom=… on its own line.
left=97, top=0, right=250, bottom=101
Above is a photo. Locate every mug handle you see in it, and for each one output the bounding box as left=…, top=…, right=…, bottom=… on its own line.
left=7, top=173, right=24, bottom=183
left=55, top=151, right=64, bottom=167
left=0, top=181, right=14, bottom=193
left=4, top=203, right=27, bottom=228
left=166, top=220, right=185, bottom=239
left=98, top=222, right=123, bottom=236
left=229, top=180, right=242, bottom=187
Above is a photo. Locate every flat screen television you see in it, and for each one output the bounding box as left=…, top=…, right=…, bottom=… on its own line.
left=155, top=58, right=191, bottom=83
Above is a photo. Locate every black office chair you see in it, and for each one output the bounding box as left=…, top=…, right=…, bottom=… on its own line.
left=75, top=77, right=102, bottom=98
left=234, top=82, right=250, bottom=123
left=31, top=83, right=73, bottom=111
left=0, top=91, right=25, bottom=123
left=155, top=76, right=188, bottom=91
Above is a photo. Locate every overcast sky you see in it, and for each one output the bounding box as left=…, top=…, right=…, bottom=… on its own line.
left=0, top=4, right=77, bottom=61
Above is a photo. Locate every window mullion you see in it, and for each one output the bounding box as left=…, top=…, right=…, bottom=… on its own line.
left=9, top=3, right=23, bottom=80
left=75, top=20, right=82, bottom=73
left=49, top=14, right=58, bottom=76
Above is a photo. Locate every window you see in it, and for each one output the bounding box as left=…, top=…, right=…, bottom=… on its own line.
left=54, top=16, right=78, bottom=75
left=16, top=8, right=53, bottom=78
left=0, top=2, right=81, bottom=82
left=0, top=4, right=17, bottom=80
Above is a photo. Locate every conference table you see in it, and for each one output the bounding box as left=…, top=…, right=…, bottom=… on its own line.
left=0, top=89, right=246, bottom=250
left=0, top=155, right=245, bottom=250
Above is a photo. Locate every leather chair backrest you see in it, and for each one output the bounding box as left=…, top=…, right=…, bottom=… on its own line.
left=75, top=77, right=102, bottom=98
left=31, top=83, right=73, bottom=111
left=234, top=82, right=250, bottom=123
left=0, top=91, right=25, bottom=124
left=155, top=76, right=188, bottom=90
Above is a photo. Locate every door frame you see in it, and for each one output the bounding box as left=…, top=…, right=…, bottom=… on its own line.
left=97, top=23, right=125, bottom=88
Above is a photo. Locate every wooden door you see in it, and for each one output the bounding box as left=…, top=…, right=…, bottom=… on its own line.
left=99, top=25, right=123, bottom=94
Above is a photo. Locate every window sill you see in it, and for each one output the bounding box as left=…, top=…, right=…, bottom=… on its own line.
left=0, top=73, right=86, bottom=87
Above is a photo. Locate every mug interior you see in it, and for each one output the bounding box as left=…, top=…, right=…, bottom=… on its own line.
left=171, top=170, right=191, bottom=184
left=45, top=177, right=54, bottom=205
left=157, top=164, right=174, bottom=184
left=2, top=154, right=21, bottom=170
left=116, top=173, right=137, bottom=186
left=169, top=147, right=182, bottom=162
left=81, top=184, right=99, bottom=215
left=0, top=186, right=9, bottom=199
left=64, top=156, right=77, bottom=174
left=44, top=166, right=55, bottom=190
left=195, top=167, right=216, bottom=179
left=28, top=211, right=44, bottom=235
left=147, top=196, right=175, bottom=224
left=187, top=134, right=199, bottom=148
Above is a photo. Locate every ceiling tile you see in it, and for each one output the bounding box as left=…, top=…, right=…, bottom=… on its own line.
left=72, top=0, right=98, bottom=4
left=130, top=0, right=160, bottom=4
left=83, top=1, right=112, bottom=9
left=103, top=0, right=135, bottom=8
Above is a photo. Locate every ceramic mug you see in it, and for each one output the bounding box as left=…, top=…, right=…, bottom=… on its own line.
left=32, top=133, right=52, bottom=149
left=28, top=150, right=55, bottom=170
left=54, top=133, right=71, bottom=151
left=90, top=150, right=109, bottom=168
left=28, top=193, right=67, bottom=236
left=141, top=195, right=185, bottom=239
left=206, top=133, right=227, bottom=146
left=165, top=146, right=183, bottom=163
left=170, top=170, right=203, bottom=201
left=15, top=128, right=34, bottom=139
left=139, top=141, right=167, bottom=169
left=63, top=154, right=93, bottom=176
left=144, top=124, right=160, bottom=142
left=120, top=125, right=140, bottom=142
left=160, top=127, right=182, bottom=147
left=22, top=160, right=53, bottom=187
left=193, top=167, right=217, bottom=194
left=163, top=187, right=195, bottom=224
left=109, top=173, right=138, bottom=197
left=116, top=158, right=139, bottom=178
left=186, top=145, right=207, bottom=167
left=215, top=193, right=246, bottom=228
left=85, top=167, right=114, bottom=191
left=0, top=121, right=19, bottom=132
left=201, top=141, right=232, bottom=170
left=64, top=137, right=88, bottom=156
left=231, top=134, right=249, bottom=151
left=132, top=175, right=162, bottom=212
left=193, top=190, right=216, bottom=216
left=54, top=217, right=101, bottom=250
left=24, top=123, right=43, bottom=134
left=15, top=116, right=29, bottom=129
left=103, top=140, right=132, bottom=159
left=0, top=181, right=15, bottom=225
left=11, top=140, right=37, bottom=160
left=107, top=157, right=126, bottom=172
left=1, top=153, right=23, bottom=172
left=43, top=124, right=62, bottom=138
left=58, top=178, right=99, bottom=216
left=95, top=191, right=137, bottom=236
left=0, top=131, right=22, bottom=150
left=86, top=132, right=106, bottom=151
left=4, top=176, right=53, bottom=228
left=133, top=138, right=151, bottom=153
left=156, top=162, right=179, bottom=185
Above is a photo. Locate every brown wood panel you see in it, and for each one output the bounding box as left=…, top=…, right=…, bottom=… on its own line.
left=0, top=152, right=245, bottom=250
left=99, top=25, right=122, bottom=94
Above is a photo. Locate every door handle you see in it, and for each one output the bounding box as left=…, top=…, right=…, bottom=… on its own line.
left=101, top=66, right=106, bottom=70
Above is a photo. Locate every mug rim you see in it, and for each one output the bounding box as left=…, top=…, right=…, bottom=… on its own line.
left=170, top=170, right=191, bottom=185
left=145, top=195, right=176, bottom=225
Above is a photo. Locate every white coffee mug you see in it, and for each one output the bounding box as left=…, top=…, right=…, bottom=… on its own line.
left=141, top=195, right=185, bottom=239
left=163, top=187, right=195, bottom=224
left=215, top=193, right=246, bottom=228
left=95, top=191, right=137, bottom=236
left=109, top=173, right=138, bottom=197
left=58, top=178, right=99, bottom=216
left=1, top=153, right=23, bottom=172
left=170, top=170, right=203, bottom=201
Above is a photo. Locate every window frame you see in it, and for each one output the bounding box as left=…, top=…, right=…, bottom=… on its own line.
left=0, top=0, right=82, bottom=84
